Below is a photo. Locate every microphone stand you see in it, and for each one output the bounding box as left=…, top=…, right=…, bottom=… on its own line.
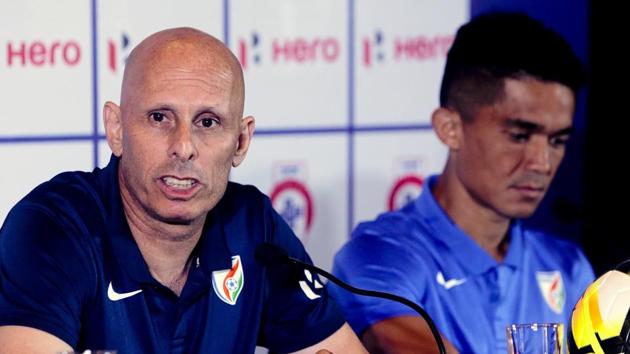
left=284, top=255, right=447, bottom=354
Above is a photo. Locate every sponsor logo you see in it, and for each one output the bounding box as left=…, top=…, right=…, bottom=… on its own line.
left=212, top=255, right=245, bottom=306
left=238, top=32, right=262, bottom=69
left=362, top=29, right=386, bottom=67
left=5, top=40, right=82, bottom=67
left=362, top=30, right=454, bottom=67
left=436, top=271, right=467, bottom=290
left=238, top=31, right=341, bottom=70
left=107, top=32, right=131, bottom=73
left=107, top=281, right=142, bottom=301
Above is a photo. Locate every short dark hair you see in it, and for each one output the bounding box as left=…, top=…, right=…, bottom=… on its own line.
left=439, top=12, right=584, bottom=121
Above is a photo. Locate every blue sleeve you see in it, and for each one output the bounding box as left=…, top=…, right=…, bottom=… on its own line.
left=258, top=205, right=345, bottom=353
left=330, top=225, right=428, bottom=335
left=0, top=204, right=94, bottom=347
left=567, top=246, right=595, bottom=307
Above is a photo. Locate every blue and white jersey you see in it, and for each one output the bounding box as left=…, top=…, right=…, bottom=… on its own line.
left=0, top=156, right=344, bottom=354
left=331, top=175, right=594, bottom=354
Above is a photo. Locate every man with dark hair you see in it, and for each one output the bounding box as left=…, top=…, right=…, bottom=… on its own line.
left=330, top=12, right=594, bottom=354
left=0, top=28, right=366, bottom=354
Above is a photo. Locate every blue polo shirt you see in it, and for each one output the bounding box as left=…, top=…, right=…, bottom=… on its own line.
left=0, top=156, right=344, bottom=353
left=331, top=175, right=594, bottom=354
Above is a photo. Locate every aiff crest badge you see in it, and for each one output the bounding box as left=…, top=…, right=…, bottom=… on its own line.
left=536, top=271, right=566, bottom=314
left=212, top=256, right=244, bottom=306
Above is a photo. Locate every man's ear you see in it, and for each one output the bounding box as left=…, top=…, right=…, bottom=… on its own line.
left=103, top=101, right=123, bottom=157
left=232, top=116, right=256, bottom=167
left=431, top=107, right=463, bottom=151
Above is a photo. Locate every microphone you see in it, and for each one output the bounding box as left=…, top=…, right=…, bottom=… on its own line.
left=255, top=243, right=447, bottom=354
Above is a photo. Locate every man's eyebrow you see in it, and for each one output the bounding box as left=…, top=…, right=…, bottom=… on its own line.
left=145, top=104, right=175, bottom=112
left=551, top=126, right=573, bottom=136
left=504, top=118, right=573, bottom=135
left=144, top=105, right=221, bottom=114
left=503, top=118, right=542, bottom=132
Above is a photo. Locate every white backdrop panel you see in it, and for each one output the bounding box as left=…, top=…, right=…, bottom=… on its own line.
left=0, top=142, right=93, bottom=221
left=99, top=140, right=114, bottom=168
left=97, top=0, right=223, bottom=134
left=0, top=0, right=91, bottom=135
left=355, top=0, right=468, bottom=125
left=229, top=134, right=348, bottom=271
left=0, top=0, right=471, bottom=274
left=230, top=0, right=348, bottom=128
left=354, top=130, right=448, bottom=225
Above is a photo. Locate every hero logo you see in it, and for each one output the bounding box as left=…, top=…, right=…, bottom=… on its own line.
left=238, top=32, right=262, bottom=69
left=363, top=30, right=454, bottom=67
left=362, top=30, right=386, bottom=66
left=5, top=40, right=81, bottom=67
left=107, top=32, right=132, bottom=73
left=238, top=31, right=340, bottom=70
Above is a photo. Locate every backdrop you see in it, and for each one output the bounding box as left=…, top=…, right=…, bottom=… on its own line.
left=0, top=0, right=468, bottom=271
left=0, top=0, right=588, bottom=272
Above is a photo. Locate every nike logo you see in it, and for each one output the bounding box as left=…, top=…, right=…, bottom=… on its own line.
left=436, top=271, right=467, bottom=290
left=107, top=281, right=142, bottom=301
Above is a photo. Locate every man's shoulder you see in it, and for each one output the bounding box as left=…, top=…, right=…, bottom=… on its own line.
left=522, top=227, right=584, bottom=253
left=352, top=206, right=429, bottom=242
left=521, top=227, right=592, bottom=271
left=23, top=169, right=99, bottom=204
left=224, top=181, right=266, bottom=200
left=219, top=182, right=270, bottom=215
left=336, top=207, right=435, bottom=268
left=214, top=182, right=275, bottom=239
left=6, top=169, right=105, bottom=237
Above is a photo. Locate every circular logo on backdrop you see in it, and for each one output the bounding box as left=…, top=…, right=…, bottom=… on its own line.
left=270, top=179, right=314, bottom=243
left=388, top=175, right=424, bottom=211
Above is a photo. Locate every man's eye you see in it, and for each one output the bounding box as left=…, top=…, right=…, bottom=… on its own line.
left=550, top=135, right=570, bottom=148
left=510, top=132, right=530, bottom=143
left=150, top=112, right=165, bottom=122
left=200, top=118, right=217, bottom=128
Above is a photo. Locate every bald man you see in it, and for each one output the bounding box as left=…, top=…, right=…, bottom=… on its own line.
left=0, top=28, right=366, bottom=354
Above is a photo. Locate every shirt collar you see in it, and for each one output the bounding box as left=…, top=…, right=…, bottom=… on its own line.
left=415, top=175, right=523, bottom=275
left=99, top=155, right=156, bottom=285
left=98, top=155, right=234, bottom=288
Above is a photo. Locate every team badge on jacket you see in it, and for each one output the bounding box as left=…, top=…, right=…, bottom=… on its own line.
left=536, top=271, right=566, bottom=314
left=212, top=256, right=244, bottom=306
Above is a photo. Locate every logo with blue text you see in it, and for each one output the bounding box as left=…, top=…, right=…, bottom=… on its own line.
left=212, top=255, right=244, bottom=306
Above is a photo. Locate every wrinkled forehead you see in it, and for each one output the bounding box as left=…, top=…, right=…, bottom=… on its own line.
left=121, top=29, right=244, bottom=109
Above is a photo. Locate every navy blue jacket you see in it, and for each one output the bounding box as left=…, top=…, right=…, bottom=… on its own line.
left=0, top=156, right=344, bottom=353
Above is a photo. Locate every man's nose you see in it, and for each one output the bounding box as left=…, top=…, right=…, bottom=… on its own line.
left=525, top=136, right=552, bottom=174
left=168, top=123, right=198, bottom=162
